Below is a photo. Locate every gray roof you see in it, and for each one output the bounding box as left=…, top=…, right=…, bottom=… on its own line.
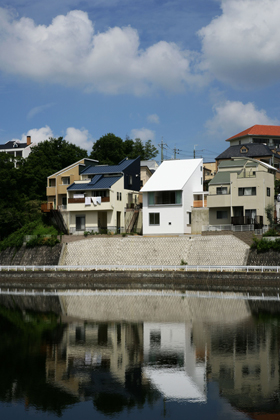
left=218, top=159, right=258, bottom=168
left=80, top=157, right=136, bottom=176
left=67, top=176, right=121, bottom=191
left=209, top=172, right=233, bottom=185
left=216, top=143, right=278, bottom=160
left=0, top=141, right=29, bottom=150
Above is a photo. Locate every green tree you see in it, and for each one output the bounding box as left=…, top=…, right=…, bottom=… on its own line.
left=90, top=134, right=158, bottom=164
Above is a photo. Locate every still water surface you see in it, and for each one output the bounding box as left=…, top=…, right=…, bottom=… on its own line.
left=0, top=292, right=280, bottom=419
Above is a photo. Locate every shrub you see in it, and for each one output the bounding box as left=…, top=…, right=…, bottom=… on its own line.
left=251, top=237, right=280, bottom=253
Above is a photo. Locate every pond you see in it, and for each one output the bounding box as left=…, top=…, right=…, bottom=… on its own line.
left=0, top=291, right=279, bottom=419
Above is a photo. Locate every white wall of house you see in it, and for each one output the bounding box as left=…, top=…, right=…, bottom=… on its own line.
left=142, top=159, right=203, bottom=235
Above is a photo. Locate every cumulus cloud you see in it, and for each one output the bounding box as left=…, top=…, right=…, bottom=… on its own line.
left=65, top=127, right=93, bottom=151
left=147, top=114, right=160, bottom=124
left=0, top=8, right=203, bottom=95
left=198, top=0, right=280, bottom=87
left=130, top=128, right=155, bottom=141
left=205, top=100, right=279, bottom=138
left=11, top=125, right=54, bottom=144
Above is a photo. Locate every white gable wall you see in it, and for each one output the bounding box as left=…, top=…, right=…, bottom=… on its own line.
left=142, top=159, right=203, bottom=235
left=183, top=161, right=203, bottom=233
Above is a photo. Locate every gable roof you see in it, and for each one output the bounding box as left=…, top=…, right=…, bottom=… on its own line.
left=141, top=159, right=202, bottom=192
left=67, top=175, right=122, bottom=191
left=226, top=125, right=280, bottom=142
left=0, top=141, right=30, bottom=150
left=216, top=143, right=277, bottom=160
left=80, top=157, right=137, bottom=176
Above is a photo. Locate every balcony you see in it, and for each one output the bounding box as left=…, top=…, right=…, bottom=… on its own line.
left=41, top=203, right=53, bottom=213
left=68, top=197, right=110, bottom=204
left=193, top=199, right=207, bottom=208
left=231, top=215, right=263, bottom=228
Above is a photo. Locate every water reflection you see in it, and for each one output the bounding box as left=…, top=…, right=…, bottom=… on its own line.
left=0, top=293, right=280, bottom=419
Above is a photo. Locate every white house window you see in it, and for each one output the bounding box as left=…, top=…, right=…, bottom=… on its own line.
left=216, top=187, right=227, bottom=195
left=148, top=191, right=182, bottom=205
left=149, top=213, right=160, bottom=225
left=117, top=192, right=122, bottom=200
left=217, top=210, right=228, bottom=219
left=238, top=187, right=256, bottom=196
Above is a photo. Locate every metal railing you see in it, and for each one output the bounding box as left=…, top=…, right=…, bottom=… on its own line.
left=202, top=224, right=268, bottom=233
left=0, top=264, right=280, bottom=273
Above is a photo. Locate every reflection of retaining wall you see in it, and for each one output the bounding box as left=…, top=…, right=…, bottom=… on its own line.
left=0, top=294, right=61, bottom=313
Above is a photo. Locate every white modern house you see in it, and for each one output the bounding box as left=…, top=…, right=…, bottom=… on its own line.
left=141, top=159, right=204, bottom=235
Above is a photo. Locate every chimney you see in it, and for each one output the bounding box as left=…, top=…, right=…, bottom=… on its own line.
left=27, top=135, right=31, bottom=146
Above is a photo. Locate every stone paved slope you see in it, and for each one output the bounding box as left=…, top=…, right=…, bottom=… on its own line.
left=61, top=235, right=250, bottom=267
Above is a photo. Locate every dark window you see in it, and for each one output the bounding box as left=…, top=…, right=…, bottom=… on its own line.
left=267, top=187, right=270, bottom=196
left=149, top=213, right=160, bottom=225
left=148, top=191, right=182, bottom=205
left=238, top=187, right=256, bottom=196
left=216, top=187, right=227, bottom=195
left=217, top=210, right=228, bottom=219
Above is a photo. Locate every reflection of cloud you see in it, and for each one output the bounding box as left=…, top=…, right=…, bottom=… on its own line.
left=130, top=128, right=155, bottom=141
left=147, top=114, right=160, bottom=124
left=27, top=103, right=54, bottom=119
left=65, top=127, right=93, bottom=151
left=205, top=100, right=279, bottom=139
left=0, top=8, right=203, bottom=95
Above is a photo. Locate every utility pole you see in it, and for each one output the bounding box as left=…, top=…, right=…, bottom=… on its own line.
left=158, top=137, right=167, bottom=163
left=173, top=146, right=180, bottom=159
left=193, top=144, right=198, bottom=159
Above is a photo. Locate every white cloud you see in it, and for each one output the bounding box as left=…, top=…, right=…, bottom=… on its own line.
left=11, top=125, right=54, bottom=144
left=27, top=103, right=54, bottom=119
left=65, top=127, right=93, bottom=151
left=0, top=8, right=203, bottom=95
left=198, top=0, right=280, bottom=87
left=130, top=128, right=155, bottom=141
left=205, top=100, right=279, bottom=138
left=147, top=114, right=160, bottom=124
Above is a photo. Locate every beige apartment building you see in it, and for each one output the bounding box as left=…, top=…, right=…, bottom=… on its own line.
left=207, top=157, right=276, bottom=227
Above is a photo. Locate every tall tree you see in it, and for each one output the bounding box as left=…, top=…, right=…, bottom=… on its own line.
left=90, top=133, right=125, bottom=165
left=90, top=134, right=158, bottom=164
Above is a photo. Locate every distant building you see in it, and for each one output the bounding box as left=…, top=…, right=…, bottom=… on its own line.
left=0, top=136, right=33, bottom=167
left=207, top=157, right=276, bottom=227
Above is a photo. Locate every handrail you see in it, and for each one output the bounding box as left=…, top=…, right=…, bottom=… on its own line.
left=0, top=264, right=279, bottom=272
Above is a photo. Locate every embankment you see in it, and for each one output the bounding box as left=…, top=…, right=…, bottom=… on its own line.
left=0, top=270, right=280, bottom=294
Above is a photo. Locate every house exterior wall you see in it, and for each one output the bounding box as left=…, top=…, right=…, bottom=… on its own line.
left=67, top=177, right=139, bottom=233
left=142, top=160, right=204, bottom=235
left=208, top=161, right=275, bottom=226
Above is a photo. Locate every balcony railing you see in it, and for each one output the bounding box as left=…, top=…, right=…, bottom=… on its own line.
left=68, top=197, right=110, bottom=204
left=193, top=199, right=207, bottom=208
left=231, top=215, right=263, bottom=228
left=41, top=203, right=53, bottom=213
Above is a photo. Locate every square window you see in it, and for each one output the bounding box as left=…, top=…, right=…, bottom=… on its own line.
left=149, top=213, right=160, bottom=225
left=217, top=210, right=228, bottom=219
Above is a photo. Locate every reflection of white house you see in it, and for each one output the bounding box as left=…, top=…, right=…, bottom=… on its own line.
left=141, top=159, right=204, bottom=235
left=143, top=323, right=206, bottom=402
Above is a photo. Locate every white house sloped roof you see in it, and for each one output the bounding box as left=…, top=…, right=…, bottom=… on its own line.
left=141, top=158, right=203, bottom=192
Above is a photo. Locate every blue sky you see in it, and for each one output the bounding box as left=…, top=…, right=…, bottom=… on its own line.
left=1, top=0, right=280, bottom=162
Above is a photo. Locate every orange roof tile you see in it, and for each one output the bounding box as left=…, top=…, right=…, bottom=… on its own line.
left=226, top=125, right=280, bottom=141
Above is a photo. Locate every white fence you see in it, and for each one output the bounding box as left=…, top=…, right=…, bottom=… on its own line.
left=0, top=264, right=280, bottom=272
left=202, top=224, right=269, bottom=234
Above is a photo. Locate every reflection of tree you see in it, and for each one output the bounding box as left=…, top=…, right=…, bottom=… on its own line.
left=0, top=305, right=78, bottom=416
